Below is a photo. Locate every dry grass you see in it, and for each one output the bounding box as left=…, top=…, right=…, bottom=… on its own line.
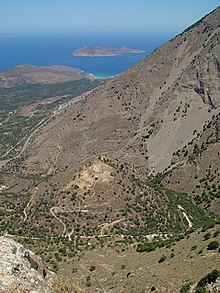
left=4, top=277, right=84, bottom=293
left=51, top=276, right=84, bottom=293
left=4, top=283, right=31, bottom=293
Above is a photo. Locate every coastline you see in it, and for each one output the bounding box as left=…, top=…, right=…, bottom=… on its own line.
left=92, top=74, right=117, bottom=79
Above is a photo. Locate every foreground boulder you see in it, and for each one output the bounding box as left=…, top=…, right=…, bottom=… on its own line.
left=0, top=236, right=52, bottom=293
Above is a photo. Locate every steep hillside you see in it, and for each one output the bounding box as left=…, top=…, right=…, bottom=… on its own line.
left=20, top=7, right=220, bottom=176
left=162, top=112, right=220, bottom=217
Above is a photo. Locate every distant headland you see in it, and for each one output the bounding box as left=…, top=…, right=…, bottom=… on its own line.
left=72, top=46, right=145, bottom=57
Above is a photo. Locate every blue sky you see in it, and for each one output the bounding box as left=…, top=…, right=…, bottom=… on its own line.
left=0, top=0, right=219, bottom=34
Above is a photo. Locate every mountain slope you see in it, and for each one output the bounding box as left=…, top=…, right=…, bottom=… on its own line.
left=161, top=112, right=220, bottom=217
left=1, top=8, right=220, bottom=291
left=19, top=7, right=220, bottom=176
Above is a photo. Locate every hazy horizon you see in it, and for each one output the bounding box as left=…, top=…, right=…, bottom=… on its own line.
left=0, top=0, right=219, bottom=35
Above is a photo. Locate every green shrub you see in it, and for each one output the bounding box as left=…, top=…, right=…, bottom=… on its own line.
left=196, top=269, right=220, bottom=292
left=207, top=241, right=219, bottom=250
left=158, top=255, right=166, bottom=263
left=136, top=237, right=178, bottom=253
left=180, top=282, right=192, bottom=293
left=201, top=223, right=215, bottom=232
left=136, top=242, right=157, bottom=252
left=191, top=245, right=197, bottom=251
left=203, top=232, right=211, bottom=240
left=195, top=287, right=207, bottom=293
left=89, top=265, right=96, bottom=272
left=213, top=230, right=219, bottom=237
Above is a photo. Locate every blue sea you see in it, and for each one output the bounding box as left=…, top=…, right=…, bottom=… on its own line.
left=0, top=32, right=175, bottom=78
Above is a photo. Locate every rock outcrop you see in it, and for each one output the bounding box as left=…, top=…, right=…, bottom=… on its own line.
left=0, top=236, right=52, bottom=293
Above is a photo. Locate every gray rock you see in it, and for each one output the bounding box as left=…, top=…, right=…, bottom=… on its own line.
left=0, top=236, right=53, bottom=293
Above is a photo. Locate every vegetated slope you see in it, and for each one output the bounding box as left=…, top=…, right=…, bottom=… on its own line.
left=1, top=156, right=214, bottom=270
left=59, top=225, right=220, bottom=293
left=0, top=64, right=90, bottom=87
left=0, top=78, right=102, bottom=159
left=162, top=112, right=220, bottom=217
left=22, top=7, right=220, bottom=176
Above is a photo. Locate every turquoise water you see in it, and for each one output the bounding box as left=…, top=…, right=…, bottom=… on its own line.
left=0, top=32, right=175, bottom=77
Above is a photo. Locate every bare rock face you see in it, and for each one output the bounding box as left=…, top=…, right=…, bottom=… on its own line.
left=0, top=236, right=52, bottom=293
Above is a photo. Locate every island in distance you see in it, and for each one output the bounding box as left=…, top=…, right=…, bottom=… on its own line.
left=72, top=45, right=145, bottom=57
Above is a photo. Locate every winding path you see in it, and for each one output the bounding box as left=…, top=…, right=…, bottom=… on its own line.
left=23, top=187, right=39, bottom=222
left=50, top=207, right=67, bottom=236
left=99, top=218, right=125, bottom=236
left=178, top=205, right=193, bottom=228
left=49, top=206, right=88, bottom=239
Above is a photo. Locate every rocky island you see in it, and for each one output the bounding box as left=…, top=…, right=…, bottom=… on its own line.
left=72, top=46, right=145, bottom=57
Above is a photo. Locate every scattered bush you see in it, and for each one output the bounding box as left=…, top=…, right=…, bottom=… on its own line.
left=89, top=265, right=96, bottom=272
left=51, top=276, right=84, bottom=293
left=201, top=223, right=215, bottom=232
left=127, top=272, right=131, bottom=278
left=195, top=287, right=207, bottom=293
left=203, top=232, right=211, bottom=240
left=213, top=230, right=219, bottom=237
left=170, top=252, right=175, bottom=258
left=180, top=282, right=193, bottom=293
left=85, top=276, right=91, bottom=288
left=207, top=241, right=219, bottom=250
left=158, top=255, right=166, bottom=263
left=191, top=245, right=197, bottom=251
